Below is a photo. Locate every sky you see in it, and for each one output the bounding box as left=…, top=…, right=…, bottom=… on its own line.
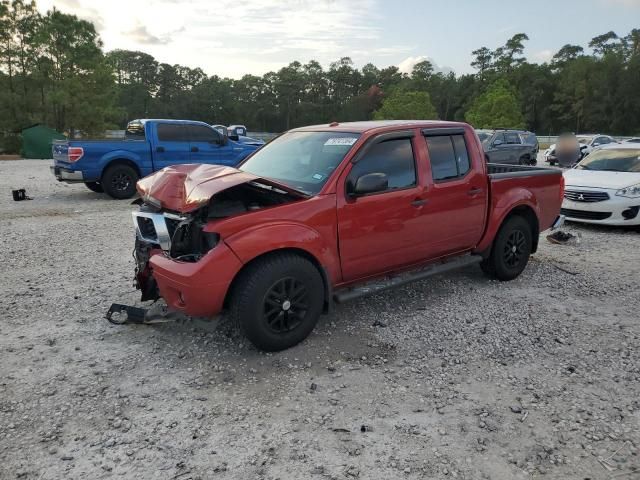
left=37, top=0, right=640, bottom=78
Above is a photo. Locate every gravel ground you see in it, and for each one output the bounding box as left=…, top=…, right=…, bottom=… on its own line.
left=1, top=159, right=639, bottom=480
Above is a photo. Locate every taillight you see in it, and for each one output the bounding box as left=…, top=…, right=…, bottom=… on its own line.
left=559, top=174, right=565, bottom=201
left=68, top=146, right=84, bottom=162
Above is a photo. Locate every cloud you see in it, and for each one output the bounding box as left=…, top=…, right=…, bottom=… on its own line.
left=124, top=22, right=171, bottom=45
left=397, top=56, right=453, bottom=75
left=36, top=0, right=417, bottom=78
left=532, top=49, right=554, bottom=63
left=50, top=0, right=105, bottom=31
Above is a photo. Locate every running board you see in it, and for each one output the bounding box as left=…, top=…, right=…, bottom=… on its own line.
left=333, top=254, right=483, bottom=303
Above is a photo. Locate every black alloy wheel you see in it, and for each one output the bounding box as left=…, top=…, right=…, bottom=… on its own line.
left=263, top=277, right=309, bottom=334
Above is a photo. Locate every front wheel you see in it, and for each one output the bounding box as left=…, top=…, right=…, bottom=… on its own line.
left=84, top=181, right=104, bottom=193
left=230, top=253, right=324, bottom=351
left=481, top=216, right=532, bottom=281
left=102, top=164, right=139, bottom=199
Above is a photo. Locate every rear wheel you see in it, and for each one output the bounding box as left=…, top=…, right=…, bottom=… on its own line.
left=230, top=253, right=324, bottom=351
left=102, top=164, right=139, bottom=199
left=84, top=181, right=103, bottom=193
left=481, top=216, right=532, bottom=281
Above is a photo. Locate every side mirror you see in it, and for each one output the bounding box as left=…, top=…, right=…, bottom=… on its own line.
left=349, top=173, right=388, bottom=196
left=592, top=142, right=600, bottom=147
left=493, top=139, right=503, bottom=146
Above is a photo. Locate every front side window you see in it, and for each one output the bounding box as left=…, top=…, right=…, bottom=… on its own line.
left=240, top=131, right=361, bottom=195
left=425, top=134, right=471, bottom=182
left=188, top=125, right=220, bottom=143
left=348, top=138, right=416, bottom=192
left=157, top=124, right=189, bottom=142
left=493, top=133, right=505, bottom=145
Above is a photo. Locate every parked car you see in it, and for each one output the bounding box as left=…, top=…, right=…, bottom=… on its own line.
left=561, top=143, right=640, bottom=225
left=624, top=137, right=640, bottom=143
left=478, top=129, right=538, bottom=165
left=51, top=119, right=262, bottom=199
left=212, top=124, right=265, bottom=147
left=545, top=134, right=616, bottom=165
left=129, top=120, right=564, bottom=351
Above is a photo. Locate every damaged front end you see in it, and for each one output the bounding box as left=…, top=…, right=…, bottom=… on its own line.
left=131, top=164, right=305, bottom=304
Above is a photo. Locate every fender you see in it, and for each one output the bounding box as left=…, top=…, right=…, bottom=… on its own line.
left=475, top=186, right=541, bottom=254
left=223, top=222, right=342, bottom=285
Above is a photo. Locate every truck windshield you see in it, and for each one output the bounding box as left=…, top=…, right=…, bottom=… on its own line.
left=240, top=131, right=360, bottom=195
left=576, top=148, right=640, bottom=172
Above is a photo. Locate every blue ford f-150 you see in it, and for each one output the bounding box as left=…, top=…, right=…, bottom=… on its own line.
left=51, top=119, right=263, bottom=199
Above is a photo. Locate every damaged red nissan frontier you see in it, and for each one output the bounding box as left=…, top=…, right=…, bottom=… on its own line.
left=130, top=121, right=565, bottom=351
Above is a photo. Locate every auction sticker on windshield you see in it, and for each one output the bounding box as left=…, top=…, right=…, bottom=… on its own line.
left=324, top=137, right=358, bottom=146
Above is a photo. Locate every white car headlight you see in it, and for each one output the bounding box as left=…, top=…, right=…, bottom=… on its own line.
left=616, top=183, right=640, bottom=198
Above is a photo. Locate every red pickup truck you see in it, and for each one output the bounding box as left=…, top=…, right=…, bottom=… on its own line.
left=130, top=121, right=565, bottom=351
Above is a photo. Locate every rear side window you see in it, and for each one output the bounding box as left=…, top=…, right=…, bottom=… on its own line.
left=125, top=121, right=145, bottom=140
left=505, top=132, right=520, bottom=144
left=349, top=138, right=416, bottom=191
left=425, top=134, right=471, bottom=182
left=188, top=125, right=220, bottom=143
left=157, top=124, right=189, bottom=142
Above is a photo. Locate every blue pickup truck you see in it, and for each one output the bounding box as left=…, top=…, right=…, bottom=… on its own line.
left=51, top=119, right=263, bottom=199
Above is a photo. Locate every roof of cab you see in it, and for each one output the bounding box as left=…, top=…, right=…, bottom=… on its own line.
left=290, top=120, right=469, bottom=134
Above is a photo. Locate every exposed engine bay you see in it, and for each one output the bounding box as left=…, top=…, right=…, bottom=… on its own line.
left=132, top=180, right=302, bottom=300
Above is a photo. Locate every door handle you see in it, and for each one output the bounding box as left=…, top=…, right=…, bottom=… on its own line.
left=156, top=146, right=165, bottom=153
left=468, top=187, right=483, bottom=196
left=411, top=198, right=428, bottom=207
left=191, top=146, right=199, bottom=152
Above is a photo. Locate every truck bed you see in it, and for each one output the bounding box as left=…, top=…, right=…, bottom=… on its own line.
left=487, top=163, right=560, bottom=178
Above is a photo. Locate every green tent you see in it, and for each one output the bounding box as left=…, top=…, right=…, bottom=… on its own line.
left=21, top=124, right=66, bottom=159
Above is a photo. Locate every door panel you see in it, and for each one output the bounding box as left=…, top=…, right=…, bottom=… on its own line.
left=153, top=123, right=191, bottom=170
left=187, top=124, right=238, bottom=166
left=337, top=134, right=432, bottom=281
left=422, top=132, right=487, bottom=256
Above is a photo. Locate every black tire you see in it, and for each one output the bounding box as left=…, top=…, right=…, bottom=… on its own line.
left=102, top=164, right=139, bottom=199
left=480, top=216, right=532, bottom=281
left=230, top=253, right=324, bottom=351
left=84, top=181, right=104, bottom=193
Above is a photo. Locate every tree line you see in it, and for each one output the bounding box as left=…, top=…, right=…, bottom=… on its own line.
left=1, top=1, right=639, bottom=152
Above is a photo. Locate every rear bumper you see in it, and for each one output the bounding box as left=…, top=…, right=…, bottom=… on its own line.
left=50, top=165, right=84, bottom=182
left=149, top=242, right=243, bottom=317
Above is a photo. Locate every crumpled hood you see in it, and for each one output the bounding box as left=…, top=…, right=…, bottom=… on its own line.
left=136, top=164, right=261, bottom=213
left=563, top=168, right=640, bottom=190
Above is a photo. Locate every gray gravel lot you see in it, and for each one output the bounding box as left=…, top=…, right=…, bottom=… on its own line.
left=1, top=159, right=639, bottom=480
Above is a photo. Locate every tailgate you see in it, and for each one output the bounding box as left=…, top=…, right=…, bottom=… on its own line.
left=52, top=139, right=71, bottom=167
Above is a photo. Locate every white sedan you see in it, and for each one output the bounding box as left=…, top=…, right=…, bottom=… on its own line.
left=562, top=144, right=640, bottom=226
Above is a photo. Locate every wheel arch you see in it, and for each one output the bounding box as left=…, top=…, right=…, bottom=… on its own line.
left=224, top=247, right=332, bottom=313
left=101, top=158, right=142, bottom=180
left=503, top=204, right=540, bottom=253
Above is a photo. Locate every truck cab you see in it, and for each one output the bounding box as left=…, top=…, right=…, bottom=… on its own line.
left=51, top=119, right=262, bottom=199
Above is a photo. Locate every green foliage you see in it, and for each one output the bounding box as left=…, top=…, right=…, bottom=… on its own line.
left=373, top=90, right=438, bottom=120
left=0, top=1, right=118, bottom=136
left=1, top=4, right=640, bottom=137
left=465, top=81, right=525, bottom=129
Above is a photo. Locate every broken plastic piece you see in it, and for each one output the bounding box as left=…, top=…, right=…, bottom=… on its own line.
left=105, top=303, right=147, bottom=325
